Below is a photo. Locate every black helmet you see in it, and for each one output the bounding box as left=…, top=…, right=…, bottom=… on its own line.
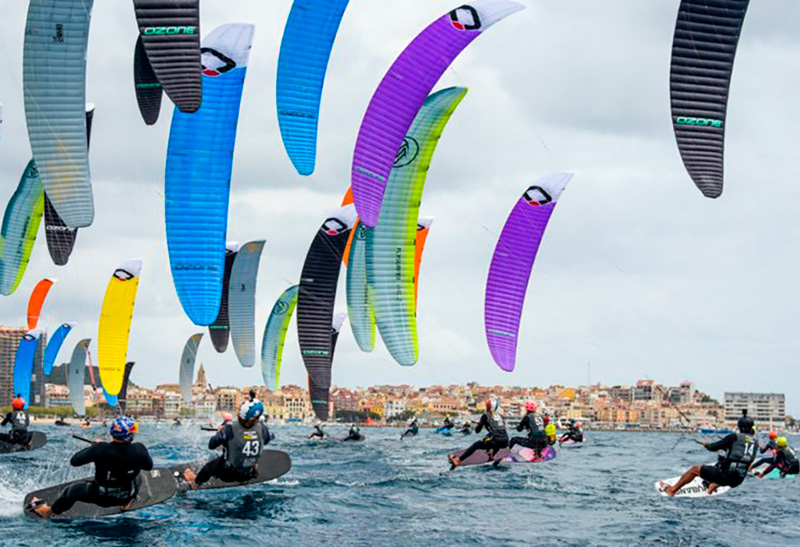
left=737, top=410, right=754, bottom=432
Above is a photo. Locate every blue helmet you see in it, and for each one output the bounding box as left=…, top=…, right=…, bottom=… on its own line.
left=239, top=400, right=264, bottom=422
left=110, top=416, right=137, bottom=441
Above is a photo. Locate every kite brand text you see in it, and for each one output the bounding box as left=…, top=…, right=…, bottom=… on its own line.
left=302, top=350, right=329, bottom=356
left=279, top=109, right=316, bottom=119
left=487, top=328, right=517, bottom=339
left=52, top=24, right=64, bottom=43
left=136, top=83, right=162, bottom=89
left=675, top=117, right=722, bottom=128
left=142, top=26, right=197, bottom=36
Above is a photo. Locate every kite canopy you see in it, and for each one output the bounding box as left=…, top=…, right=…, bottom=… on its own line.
left=133, top=0, right=202, bottom=115
left=68, top=339, right=90, bottom=415
left=13, top=329, right=41, bottom=409
left=351, top=0, right=524, bottom=227
left=133, top=35, right=163, bottom=125
left=209, top=243, right=239, bottom=353
left=346, top=222, right=375, bottom=352
left=485, top=172, right=573, bottom=372
left=670, top=0, right=750, bottom=198
left=98, top=260, right=142, bottom=396
left=368, top=87, right=467, bottom=366
left=27, top=278, right=56, bottom=330
left=298, top=204, right=356, bottom=420
left=179, top=333, right=203, bottom=404
left=43, top=322, right=74, bottom=376
left=229, top=240, right=266, bottom=367
left=166, top=23, right=255, bottom=326
left=261, top=285, right=299, bottom=392
left=23, top=0, right=94, bottom=228
left=277, top=0, right=350, bottom=175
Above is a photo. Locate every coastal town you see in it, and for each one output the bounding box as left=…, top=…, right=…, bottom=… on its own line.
left=35, top=363, right=790, bottom=431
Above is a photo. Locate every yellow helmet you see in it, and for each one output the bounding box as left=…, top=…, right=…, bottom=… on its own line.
left=777, top=437, right=788, bottom=449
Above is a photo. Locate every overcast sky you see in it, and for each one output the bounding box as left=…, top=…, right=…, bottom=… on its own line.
left=1, top=1, right=799, bottom=414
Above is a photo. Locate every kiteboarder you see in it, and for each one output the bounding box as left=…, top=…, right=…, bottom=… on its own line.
left=663, top=411, right=758, bottom=496
left=543, top=415, right=557, bottom=446
left=461, top=421, right=472, bottom=435
left=182, top=400, right=271, bottom=488
left=28, top=416, right=152, bottom=518
left=343, top=425, right=364, bottom=442
left=750, top=430, right=779, bottom=472
left=0, top=396, right=32, bottom=446
left=448, top=398, right=508, bottom=469
left=756, top=437, right=799, bottom=478
left=309, top=423, right=326, bottom=440
left=402, top=418, right=419, bottom=439
left=509, top=401, right=547, bottom=456
left=559, top=420, right=584, bottom=445
left=443, top=414, right=454, bottom=431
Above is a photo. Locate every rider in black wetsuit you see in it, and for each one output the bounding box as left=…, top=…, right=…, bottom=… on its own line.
left=509, top=401, right=546, bottom=456
left=751, top=430, right=779, bottom=471
left=30, top=416, right=152, bottom=518
left=343, top=425, right=364, bottom=442
left=461, top=421, right=472, bottom=435
left=309, top=424, right=326, bottom=439
left=559, top=421, right=584, bottom=445
left=448, top=398, right=508, bottom=469
left=402, top=418, right=419, bottom=439
left=442, top=415, right=454, bottom=431
left=757, top=437, right=800, bottom=478
left=0, top=396, right=32, bottom=445
left=665, top=410, right=758, bottom=496
left=184, top=400, right=271, bottom=487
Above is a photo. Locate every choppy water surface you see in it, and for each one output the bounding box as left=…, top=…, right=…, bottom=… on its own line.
left=0, top=425, right=798, bottom=546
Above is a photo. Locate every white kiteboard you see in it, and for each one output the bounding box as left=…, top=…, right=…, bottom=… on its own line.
left=654, top=476, right=731, bottom=498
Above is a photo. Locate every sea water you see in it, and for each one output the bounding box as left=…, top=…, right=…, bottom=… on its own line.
left=0, top=425, right=798, bottom=546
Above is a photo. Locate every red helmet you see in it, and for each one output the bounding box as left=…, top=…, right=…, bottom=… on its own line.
left=11, top=397, right=25, bottom=410
left=525, top=401, right=537, bottom=413
left=769, top=430, right=778, bottom=440
left=543, top=415, right=550, bottom=424
left=575, top=422, right=582, bottom=428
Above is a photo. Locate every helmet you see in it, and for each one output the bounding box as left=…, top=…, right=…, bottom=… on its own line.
left=777, top=437, right=788, bottom=449
left=11, top=397, right=25, bottom=410
left=110, top=416, right=138, bottom=441
left=486, top=398, right=500, bottom=413
left=769, top=430, right=778, bottom=440
left=737, top=411, right=754, bottom=432
left=543, top=415, right=550, bottom=424
left=570, top=418, right=576, bottom=424
left=239, top=400, right=264, bottom=422
left=525, top=401, right=537, bottom=413
left=575, top=422, right=582, bottom=428
left=222, top=412, right=233, bottom=423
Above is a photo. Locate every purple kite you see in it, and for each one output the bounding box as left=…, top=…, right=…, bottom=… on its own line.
left=350, top=0, right=524, bottom=227
left=485, top=172, right=573, bottom=372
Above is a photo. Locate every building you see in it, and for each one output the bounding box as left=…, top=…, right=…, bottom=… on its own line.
left=724, top=392, right=785, bottom=426
left=216, top=388, right=240, bottom=412
left=0, top=326, right=47, bottom=406
left=44, top=383, right=71, bottom=408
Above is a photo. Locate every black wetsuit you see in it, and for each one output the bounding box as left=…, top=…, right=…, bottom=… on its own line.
left=509, top=413, right=546, bottom=453
left=700, top=432, right=758, bottom=488
left=0, top=410, right=32, bottom=445
left=461, top=423, right=472, bottom=435
left=309, top=426, right=325, bottom=439
left=343, top=428, right=364, bottom=442
left=51, top=441, right=153, bottom=515
left=752, top=440, right=778, bottom=469
left=458, top=412, right=508, bottom=461
left=402, top=421, right=419, bottom=438
left=763, top=447, right=800, bottom=477
left=443, top=418, right=454, bottom=431
left=196, top=422, right=271, bottom=485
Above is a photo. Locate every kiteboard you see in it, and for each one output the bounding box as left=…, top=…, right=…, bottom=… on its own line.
left=170, top=449, right=291, bottom=492
left=0, top=431, right=47, bottom=454
left=435, top=427, right=453, bottom=436
left=448, top=444, right=557, bottom=467
left=654, top=476, right=730, bottom=498
left=560, top=436, right=586, bottom=448
left=23, top=469, right=178, bottom=519
left=751, top=468, right=797, bottom=480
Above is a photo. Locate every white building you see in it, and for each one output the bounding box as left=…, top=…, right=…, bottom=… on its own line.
left=384, top=399, right=406, bottom=419
left=724, top=392, right=785, bottom=426
left=163, top=391, right=182, bottom=418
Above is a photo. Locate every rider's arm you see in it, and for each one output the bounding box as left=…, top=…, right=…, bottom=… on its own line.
left=70, top=444, right=98, bottom=467
left=705, top=434, right=735, bottom=452
left=208, top=424, right=231, bottom=450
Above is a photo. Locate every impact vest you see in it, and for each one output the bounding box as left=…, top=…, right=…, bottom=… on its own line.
left=226, top=422, right=264, bottom=470
left=724, top=433, right=758, bottom=471
left=780, top=447, right=798, bottom=470
left=9, top=411, right=29, bottom=431
left=484, top=412, right=508, bottom=440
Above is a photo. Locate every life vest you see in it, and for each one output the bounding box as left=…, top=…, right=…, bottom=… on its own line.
left=484, top=412, right=508, bottom=440
left=723, top=433, right=758, bottom=472
left=226, top=422, right=264, bottom=471
left=779, top=447, right=799, bottom=471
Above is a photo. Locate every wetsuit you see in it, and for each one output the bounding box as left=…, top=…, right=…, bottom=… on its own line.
left=309, top=426, right=325, bottom=439
left=443, top=418, right=454, bottom=431
left=461, top=423, right=472, bottom=435
left=402, top=421, right=419, bottom=438
left=195, top=421, right=270, bottom=485
left=458, top=412, right=508, bottom=461
left=699, top=432, right=758, bottom=488
left=762, top=446, right=800, bottom=477
left=509, top=413, right=546, bottom=453
left=752, top=440, right=778, bottom=470
left=343, top=428, right=364, bottom=442
left=50, top=441, right=153, bottom=515
left=0, top=410, right=32, bottom=445
left=559, top=425, right=584, bottom=444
